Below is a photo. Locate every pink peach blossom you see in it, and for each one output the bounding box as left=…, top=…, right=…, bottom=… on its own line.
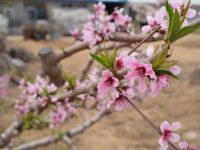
left=97, top=70, right=119, bottom=98
left=125, top=60, right=156, bottom=92
left=94, top=2, right=105, bottom=16
left=15, top=101, right=30, bottom=116
left=170, top=66, right=181, bottom=76
left=142, top=10, right=166, bottom=34
left=82, top=22, right=102, bottom=47
left=38, top=97, right=48, bottom=107
left=70, top=28, right=80, bottom=39
left=107, top=94, right=129, bottom=111
left=88, top=67, right=101, bottom=83
left=47, top=83, right=57, bottom=93
left=179, top=141, right=198, bottom=150
left=112, top=8, right=132, bottom=28
left=115, top=50, right=128, bottom=71
left=150, top=74, right=169, bottom=97
left=167, top=0, right=196, bottom=20
left=159, top=121, right=181, bottom=150
left=49, top=107, right=67, bottom=128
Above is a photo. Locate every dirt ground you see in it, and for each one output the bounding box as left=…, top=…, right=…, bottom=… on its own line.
left=1, top=33, right=200, bottom=150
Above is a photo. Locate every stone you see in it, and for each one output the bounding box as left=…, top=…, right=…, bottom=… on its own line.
left=8, top=47, right=36, bottom=63
left=11, top=58, right=27, bottom=72
left=190, top=69, right=200, bottom=85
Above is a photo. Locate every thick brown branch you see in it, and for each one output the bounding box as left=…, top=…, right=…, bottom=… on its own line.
left=56, top=42, right=89, bottom=63
left=54, top=33, right=160, bottom=64
left=54, top=17, right=200, bottom=63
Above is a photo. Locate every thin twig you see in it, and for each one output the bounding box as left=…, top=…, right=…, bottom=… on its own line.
left=79, top=58, right=94, bottom=82
left=126, top=98, right=180, bottom=150
left=128, top=26, right=161, bottom=55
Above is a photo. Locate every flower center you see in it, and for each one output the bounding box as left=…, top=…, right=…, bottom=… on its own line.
left=116, top=59, right=124, bottom=70
left=105, top=77, right=114, bottom=86
left=137, top=67, right=146, bottom=75
left=163, top=130, right=172, bottom=141
left=115, top=95, right=126, bottom=104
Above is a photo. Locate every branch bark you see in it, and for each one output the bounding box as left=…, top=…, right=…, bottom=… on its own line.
left=3, top=110, right=109, bottom=150
left=78, top=57, right=94, bottom=82
left=0, top=120, right=21, bottom=148
left=39, top=47, right=64, bottom=86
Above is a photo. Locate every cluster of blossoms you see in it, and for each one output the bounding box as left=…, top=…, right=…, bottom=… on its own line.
left=12, top=1, right=199, bottom=149
left=159, top=121, right=198, bottom=150
left=15, top=76, right=58, bottom=116
left=96, top=47, right=181, bottom=112
left=15, top=72, right=105, bottom=128
left=142, top=0, right=197, bottom=37
left=70, top=2, right=132, bottom=47
left=92, top=1, right=199, bottom=149
left=0, top=75, right=9, bottom=99
left=15, top=76, right=77, bottom=128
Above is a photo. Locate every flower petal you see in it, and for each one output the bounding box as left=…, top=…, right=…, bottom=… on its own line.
left=170, top=66, right=181, bottom=75
left=179, top=141, right=189, bottom=149
left=138, top=75, right=146, bottom=93
left=141, top=25, right=152, bottom=33
left=147, top=16, right=154, bottom=25
left=170, top=121, right=181, bottom=131
left=160, top=121, right=170, bottom=133
left=186, top=8, right=196, bottom=18
left=102, top=70, right=113, bottom=78
left=147, top=45, right=155, bottom=58
left=159, top=138, right=168, bottom=150
left=169, top=133, right=180, bottom=143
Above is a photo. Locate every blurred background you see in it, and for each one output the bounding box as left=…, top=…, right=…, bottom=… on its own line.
left=0, top=0, right=200, bottom=150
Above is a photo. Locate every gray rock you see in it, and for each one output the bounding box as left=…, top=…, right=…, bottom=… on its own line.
left=8, top=47, right=36, bottom=63
left=190, top=69, right=200, bottom=85
left=11, top=58, right=27, bottom=71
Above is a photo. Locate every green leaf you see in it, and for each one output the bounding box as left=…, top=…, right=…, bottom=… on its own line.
left=155, top=70, right=179, bottom=79
left=55, top=130, right=64, bottom=139
left=155, top=60, right=178, bottom=70
left=170, top=9, right=182, bottom=41
left=111, top=48, right=118, bottom=69
left=63, top=72, right=76, bottom=88
left=90, top=53, right=109, bottom=68
left=90, top=48, right=118, bottom=72
left=172, top=25, right=200, bottom=42
left=180, top=0, right=191, bottom=25
left=166, top=0, right=174, bottom=41
left=152, top=43, right=170, bottom=68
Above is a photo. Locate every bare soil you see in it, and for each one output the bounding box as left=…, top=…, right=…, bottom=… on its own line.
left=1, top=33, right=200, bottom=150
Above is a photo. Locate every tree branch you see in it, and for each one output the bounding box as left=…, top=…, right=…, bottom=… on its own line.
left=0, top=120, right=21, bottom=148
left=126, top=98, right=180, bottom=150
left=62, top=135, right=77, bottom=150
left=3, top=110, right=109, bottom=150
left=128, top=26, right=161, bottom=55
left=78, top=57, right=94, bottom=82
